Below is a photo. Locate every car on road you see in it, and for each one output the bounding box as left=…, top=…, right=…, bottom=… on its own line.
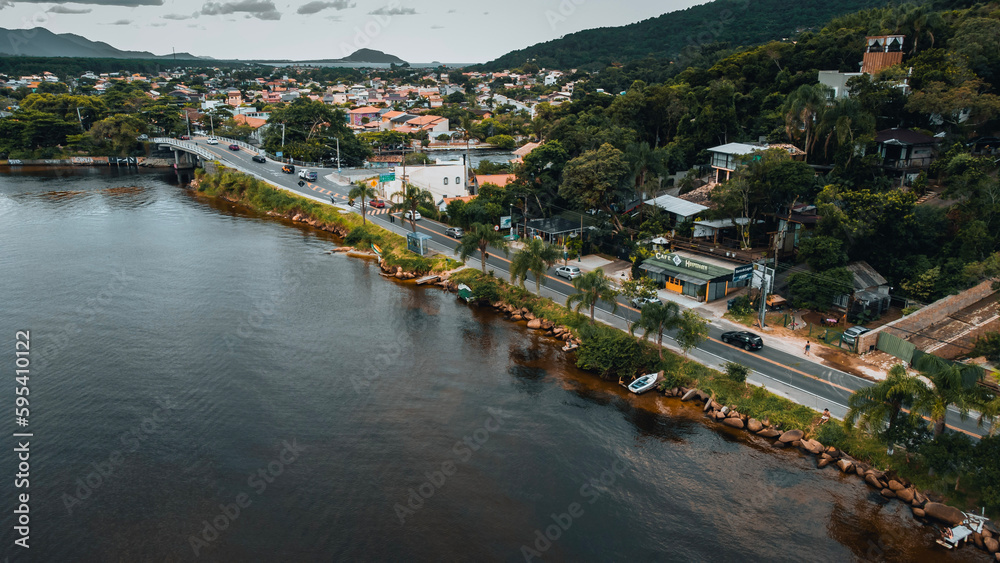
left=228, top=144, right=240, bottom=151
left=137, top=134, right=149, bottom=141
left=303, top=171, right=317, bottom=181
left=446, top=227, right=464, bottom=238
left=842, top=326, right=871, bottom=346
left=369, top=199, right=387, bottom=208
left=251, top=154, right=266, bottom=163
left=630, top=296, right=661, bottom=308
left=179, top=135, right=190, bottom=140
left=206, top=138, right=218, bottom=145
left=555, top=265, right=581, bottom=280
left=721, top=330, right=764, bottom=351
left=404, top=210, right=422, bottom=221
left=282, top=164, right=295, bottom=174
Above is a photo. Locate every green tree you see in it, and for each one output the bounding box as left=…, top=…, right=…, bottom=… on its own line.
left=912, top=354, right=985, bottom=438
left=88, top=113, right=146, bottom=156
left=630, top=300, right=681, bottom=360
left=797, top=235, right=848, bottom=271
left=787, top=267, right=853, bottom=311
left=485, top=134, right=516, bottom=150
left=348, top=181, right=377, bottom=225
left=783, top=83, right=830, bottom=158
left=454, top=222, right=509, bottom=273
left=390, top=184, right=434, bottom=232
left=724, top=361, right=750, bottom=385
left=559, top=143, right=631, bottom=232
left=674, top=309, right=708, bottom=357
left=566, top=268, right=619, bottom=323
left=509, top=238, right=561, bottom=295
left=846, top=364, right=925, bottom=439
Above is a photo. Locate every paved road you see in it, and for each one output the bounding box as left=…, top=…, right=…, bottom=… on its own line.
left=183, top=137, right=989, bottom=439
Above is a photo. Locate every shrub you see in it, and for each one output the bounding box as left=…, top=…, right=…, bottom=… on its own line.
left=723, top=362, right=749, bottom=385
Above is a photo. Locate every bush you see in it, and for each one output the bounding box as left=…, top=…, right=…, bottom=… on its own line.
left=485, top=134, right=516, bottom=150
left=723, top=362, right=749, bottom=384
left=575, top=325, right=657, bottom=380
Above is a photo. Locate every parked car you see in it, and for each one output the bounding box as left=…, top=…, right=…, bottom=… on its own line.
left=206, top=138, right=218, bottom=145
left=251, top=154, right=266, bottom=163
left=282, top=164, right=295, bottom=174
left=842, top=326, right=871, bottom=346
left=721, top=331, right=764, bottom=351
left=369, top=199, right=387, bottom=208
left=446, top=227, right=464, bottom=238
left=630, top=296, right=661, bottom=308
left=555, top=265, right=581, bottom=280
left=228, top=144, right=240, bottom=151
left=404, top=210, right=422, bottom=221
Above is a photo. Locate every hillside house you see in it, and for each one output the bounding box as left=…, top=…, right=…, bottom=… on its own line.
left=874, top=128, right=939, bottom=183
left=834, top=261, right=891, bottom=316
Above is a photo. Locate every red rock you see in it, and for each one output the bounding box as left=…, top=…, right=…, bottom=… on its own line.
left=880, top=488, right=896, bottom=498
left=836, top=459, right=854, bottom=473
left=722, top=417, right=745, bottom=429
left=924, top=503, right=965, bottom=526
left=747, top=418, right=763, bottom=432
left=865, top=474, right=883, bottom=489
left=974, top=532, right=985, bottom=550
left=888, top=480, right=904, bottom=491
left=526, top=318, right=542, bottom=329
left=896, top=488, right=915, bottom=504
left=757, top=428, right=781, bottom=438
left=984, top=537, right=998, bottom=554
left=912, top=507, right=926, bottom=518
left=511, top=315, right=523, bottom=321
left=778, top=429, right=804, bottom=443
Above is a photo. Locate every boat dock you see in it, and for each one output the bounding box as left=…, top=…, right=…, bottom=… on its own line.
left=415, top=275, right=440, bottom=285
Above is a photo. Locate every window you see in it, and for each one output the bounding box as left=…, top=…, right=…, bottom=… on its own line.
left=455, top=177, right=461, bottom=185
left=443, top=177, right=449, bottom=185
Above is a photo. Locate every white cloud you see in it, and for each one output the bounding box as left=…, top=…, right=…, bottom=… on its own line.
left=47, top=5, right=93, bottom=13
left=369, top=5, right=414, bottom=16
left=109, top=18, right=133, bottom=24
left=297, top=0, right=353, bottom=15
left=16, top=0, right=161, bottom=5
left=162, top=13, right=197, bottom=20
left=201, top=0, right=281, bottom=20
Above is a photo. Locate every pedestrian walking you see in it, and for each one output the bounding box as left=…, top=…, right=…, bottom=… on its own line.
left=804, top=341, right=811, bottom=355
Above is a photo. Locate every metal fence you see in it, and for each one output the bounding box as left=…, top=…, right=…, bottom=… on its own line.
left=152, top=138, right=216, bottom=161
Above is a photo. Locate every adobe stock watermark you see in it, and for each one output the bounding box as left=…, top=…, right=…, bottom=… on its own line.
left=61, top=396, right=178, bottom=515
left=339, top=1, right=405, bottom=59
left=674, top=0, right=751, bottom=69
left=188, top=438, right=307, bottom=557
left=393, top=407, right=512, bottom=524
left=546, top=0, right=586, bottom=31
left=520, top=459, right=630, bottom=562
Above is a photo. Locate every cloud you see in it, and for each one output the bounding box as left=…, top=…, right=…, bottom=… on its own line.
left=447, top=8, right=455, bottom=13
left=14, top=0, right=162, bottom=5
left=0, top=0, right=12, bottom=8
left=430, top=24, right=443, bottom=29
left=47, top=5, right=93, bottom=13
left=297, top=0, right=353, bottom=14
left=162, top=13, right=197, bottom=20
left=109, top=18, right=133, bottom=24
left=201, top=0, right=281, bottom=20
left=369, top=5, right=414, bottom=15
left=150, top=22, right=166, bottom=26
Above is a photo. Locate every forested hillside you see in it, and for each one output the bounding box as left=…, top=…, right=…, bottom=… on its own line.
left=474, top=0, right=893, bottom=71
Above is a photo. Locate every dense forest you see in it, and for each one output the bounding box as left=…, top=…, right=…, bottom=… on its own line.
left=472, top=0, right=895, bottom=71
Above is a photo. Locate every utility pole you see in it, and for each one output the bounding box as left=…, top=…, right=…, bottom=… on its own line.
left=281, top=123, right=285, bottom=148
left=336, top=136, right=341, bottom=171
left=209, top=115, right=214, bottom=137
left=185, top=111, right=191, bottom=138
left=757, top=258, right=773, bottom=330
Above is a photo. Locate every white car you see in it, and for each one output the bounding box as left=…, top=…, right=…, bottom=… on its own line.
left=405, top=210, right=422, bottom=221
left=206, top=138, right=218, bottom=145
left=555, top=265, right=581, bottom=280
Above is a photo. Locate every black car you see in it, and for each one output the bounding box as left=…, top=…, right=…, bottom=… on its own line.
left=721, top=330, right=763, bottom=351
left=252, top=154, right=266, bottom=163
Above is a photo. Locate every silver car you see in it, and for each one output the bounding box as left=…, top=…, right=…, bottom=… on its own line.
left=842, top=326, right=871, bottom=345
left=555, top=266, right=581, bottom=280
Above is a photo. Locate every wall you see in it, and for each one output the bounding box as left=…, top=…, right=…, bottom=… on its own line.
left=856, top=279, right=997, bottom=353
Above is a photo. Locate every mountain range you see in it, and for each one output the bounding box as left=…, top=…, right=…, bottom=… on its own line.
left=474, top=0, right=893, bottom=70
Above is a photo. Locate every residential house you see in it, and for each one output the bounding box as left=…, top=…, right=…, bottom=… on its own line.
left=474, top=174, right=515, bottom=190
left=643, top=194, right=709, bottom=227
left=706, top=142, right=805, bottom=183
left=834, top=261, right=891, bottom=316
left=874, top=128, right=939, bottom=182
left=232, top=114, right=268, bottom=143
left=510, top=141, right=540, bottom=164
left=818, top=35, right=909, bottom=100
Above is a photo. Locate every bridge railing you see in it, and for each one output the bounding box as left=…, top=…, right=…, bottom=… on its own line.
left=152, top=138, right=216, bottom=161
left=209, top=135, right=333, bottom=170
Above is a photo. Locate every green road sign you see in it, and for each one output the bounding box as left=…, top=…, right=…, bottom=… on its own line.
left=379, top=173, right=396, bottom=182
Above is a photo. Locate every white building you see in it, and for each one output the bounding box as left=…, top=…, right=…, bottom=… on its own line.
left=389, top=159, right=471, bottom=203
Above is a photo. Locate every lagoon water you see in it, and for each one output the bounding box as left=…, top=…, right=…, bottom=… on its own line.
left=0, top=168, right=983, bottom=561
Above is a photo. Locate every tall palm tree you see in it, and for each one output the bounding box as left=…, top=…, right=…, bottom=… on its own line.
left=630, top=301, right=681, bottom=360
left=566, top=268, right=619, bottom=323
left=782, top=83, right=830, bottom=159
left=348, top=181, right=377, bottom=225
left=510, top=238, right=561, bottom=295
left=976, top=389, right=1000, bottom=436
left=390, top=183, right=434, bottom=232
left=454, top=222, right=509, bottom=273
left=912, top=354, right=985, bottom=438
left=846, top=364, right=926, bottom=437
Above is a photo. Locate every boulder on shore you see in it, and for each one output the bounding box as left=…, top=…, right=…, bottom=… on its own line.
left=747, top=418, right=763, bottom=432
left=984, top=537, right=998, bottom=554
left=888, top=480, right=904, bottom=492
left=865, top=473, right=884, bottom=490
left=836, top=459, right=854, bottom=473
left=757, top=428, right=781, bottom=438
left=912, top=507, right=926, bottom=518
left=923, top=502, right=965, bottom=526
left=681, top=389, right=703, bottom=402
left=722, top=417, right=745, bottom=429
left=526, top=318, right=542, bottom=329
left=778, top=429, right=804, bottom=443
left=896, top=488, right=915, bottom=504
left=799, top=439, right=825, bottom=455
left=817, top=456, right=833, bottom=469
left=880, top=488, right=896, bottom=498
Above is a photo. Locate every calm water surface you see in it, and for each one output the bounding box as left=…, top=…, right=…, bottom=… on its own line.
left=0, top=168, right=984, bottom=562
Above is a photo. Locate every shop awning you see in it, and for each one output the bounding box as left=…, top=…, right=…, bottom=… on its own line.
left=672, top=272, right=708, bottom=285
left=639, top=263, right=666, bottom=274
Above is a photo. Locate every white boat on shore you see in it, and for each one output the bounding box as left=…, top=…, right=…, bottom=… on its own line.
left=628, top=372, right=659, bottom=394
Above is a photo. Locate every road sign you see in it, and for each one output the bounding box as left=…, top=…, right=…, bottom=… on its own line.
left=494, top=225, right=500, bottom=231
left=276, top=151, right=283, bottom=157
left=499, top=215, right=511, bottom=229
left=732, top=264, right=754, bottom=283
left=379, top=173, right=396, bottom=182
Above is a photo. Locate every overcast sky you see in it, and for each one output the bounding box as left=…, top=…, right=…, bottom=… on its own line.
left=0, top=0, right=705, bottom=63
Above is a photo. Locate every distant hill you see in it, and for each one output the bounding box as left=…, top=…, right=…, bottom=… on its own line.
left=0, top=27, right=205, bottom=60
left=474, top=0, right=892, bottom=70
left=340, top=49, right=406, bottom=64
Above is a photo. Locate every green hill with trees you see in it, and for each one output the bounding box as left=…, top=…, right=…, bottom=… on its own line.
left=473, top=0, right=895, bottom=71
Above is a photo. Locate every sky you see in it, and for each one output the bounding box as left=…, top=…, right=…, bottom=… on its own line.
left=0, top=0, right=705, bottom=63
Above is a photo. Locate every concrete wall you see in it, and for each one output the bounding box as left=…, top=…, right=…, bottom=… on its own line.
left=857, top=279, right=997, bottom=353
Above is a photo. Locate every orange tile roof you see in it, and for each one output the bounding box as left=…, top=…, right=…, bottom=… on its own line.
left=233, top=114, right=267, bottom=129
left=349, top=106, right=380, bottom=113
left=475, top=174, right=515, bottom=187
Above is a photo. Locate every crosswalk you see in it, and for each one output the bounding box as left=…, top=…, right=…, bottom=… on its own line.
left=297, top=181, right=394, bottom=216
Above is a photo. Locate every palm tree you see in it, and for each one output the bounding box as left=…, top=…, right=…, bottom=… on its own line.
left=976, top=389, right=1000, bottom=436
left=454, top=222, right=509, bottom=273
left=348, top=181, right=377, bottom=225
left=566, top=268, right=619, bottom=323
left=846, top=364, right=926, bottom=437
left=630, top=301, right=681, bottom=360
left=782, top=83, right=830, bottom=159
left=510, top=238, right=561, bottom=295
left=390, top=183, right=434, bottom=232
left=912, top=354, right=985, bottom=438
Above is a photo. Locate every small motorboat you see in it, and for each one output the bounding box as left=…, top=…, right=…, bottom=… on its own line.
left=628, top=372, right=659, bottom=394
left=457, top=284, right=474, bottom=302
